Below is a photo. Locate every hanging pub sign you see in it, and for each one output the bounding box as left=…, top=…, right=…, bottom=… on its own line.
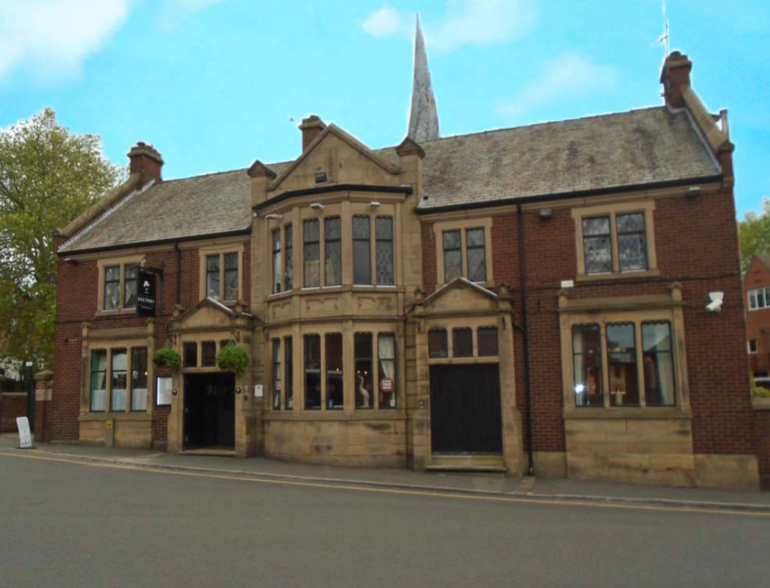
left=136, top=270, right=156, bottom=316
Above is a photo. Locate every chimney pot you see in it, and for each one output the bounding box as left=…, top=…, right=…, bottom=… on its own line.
left=127, top=142, right=164, bottom=186
left=299, top=115, right=326, bottom=152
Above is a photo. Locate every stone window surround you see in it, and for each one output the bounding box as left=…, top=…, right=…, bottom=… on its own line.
left=571, top=200, right=659, bottom=281
left=79, top=325, right=155, bottom=422
left=178, top=335, right=242, bottom=374
left=558, top=285, right=691, bottom=420
left=266, top=323, right=403, bottom=415
left=96, top=254, right=145, bottom=317
left=266, top=199, right=401, bottom=298
left=198, top=243, right=244, bottom=303
left=432, top=218, right=494, bottom=288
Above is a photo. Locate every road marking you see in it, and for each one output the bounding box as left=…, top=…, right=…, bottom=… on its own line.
left=1, top=450, right=768, bottom=519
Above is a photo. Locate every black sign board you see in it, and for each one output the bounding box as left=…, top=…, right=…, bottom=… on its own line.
left=136, top=270, right=156, bottom=316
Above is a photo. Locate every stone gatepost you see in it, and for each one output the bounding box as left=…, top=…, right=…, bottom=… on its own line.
left=34, top=371, right=54, bottom=442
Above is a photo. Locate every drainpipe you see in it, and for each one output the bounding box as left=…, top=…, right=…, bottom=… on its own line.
left=517, top=203, right=535, bottom=477
left=174, top=241, right=182, bottom=306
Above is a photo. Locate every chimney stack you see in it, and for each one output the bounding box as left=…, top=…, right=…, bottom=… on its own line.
left=127, top=142, right=164, bottom=186
left=299, top=115, right=326, bottom=152
left=660, top=51, right=692, bottom=109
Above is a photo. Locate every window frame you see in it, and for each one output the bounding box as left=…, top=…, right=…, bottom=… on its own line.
left=89, top=345, right=150, bottom=415
left=572, top=202, right=658, bottom=280
left=433, top=218, right=493, bottom=286
left=98, top=257, right=145, bottom=313
left=198, top=246, right=243, bottom=303
left=748, top=339, right=758, bottom=354
left=560, top=299, right=687, bottom=415
left=748, top=287, right=770, bottom=311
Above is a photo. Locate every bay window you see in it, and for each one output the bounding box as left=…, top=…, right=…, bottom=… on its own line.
left=284, top=336, right=293, bottom=410
left=284, top=224, right=293, bottom=290
left=375, top=217, right=394, bottom=285
left=355, top=333, right=374, bottom=409
left=272, top=339, right=281, bottom=409
left=324, top=217, right=342, bottom=286
left=304, top=334, right=321, bottom=409
left=326, top=334, right=344, bottom=409
left=304, top=220, right=321, bottom=288
left=272, top=229, right=282, bottom=294
left=378, top=334, right=397, bottom=408
left=353, top=216, right=372, bottom=285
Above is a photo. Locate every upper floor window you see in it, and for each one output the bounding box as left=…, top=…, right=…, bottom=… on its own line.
left=376, top=217, right=395, bottom=285
left=574, top=204, right=657, bottom=278
left=304, top=220, right=321, bottom=288
left=205, top=252, right=239, bottom=301
left=748, top=339, right=758, bottom=354
left=271, top=224, right=294, bottom=294
left=353, top=216, right=372, bottom=285
left=103, top=263, right=138, bottom=311
left=749, top=287, right=770, bottom=310
left=284, top=225, right=293, bottom=290
left=272, top=230, right=282, bottom=294
left=325, top=217, right=342, bottom=286
left=428, top=327, right=498, bottom=359
left=434, top=220, right=492, bottom=285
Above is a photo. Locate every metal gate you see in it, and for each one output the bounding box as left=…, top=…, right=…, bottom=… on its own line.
left=429, top=364, right=503, bottom=454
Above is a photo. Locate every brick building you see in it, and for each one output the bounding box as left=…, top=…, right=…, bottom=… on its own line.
left=45, top=49, right=770, bottom=490
left=744, top=255, right=770, bottom=380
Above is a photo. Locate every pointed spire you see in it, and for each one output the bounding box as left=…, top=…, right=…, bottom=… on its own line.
left=408, top=14, right=439, bottom=143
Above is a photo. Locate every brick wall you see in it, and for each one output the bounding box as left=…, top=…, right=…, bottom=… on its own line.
left=743, top=257, right=770, bottom=374
left=0, top=393, right=28, bottom=433
left=421, top=189, right=758, bottom=461
left=50, top=238, right=250, bottom=444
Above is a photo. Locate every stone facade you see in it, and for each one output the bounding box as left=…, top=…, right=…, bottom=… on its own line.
left=44, top=52, right=770, bottom=490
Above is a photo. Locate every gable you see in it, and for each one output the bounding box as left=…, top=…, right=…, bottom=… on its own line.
left=178, top=298, right=239, bottom=330
left=424, top=279, right=499, bottom=314
left=268, top=126, right=400, bottom=194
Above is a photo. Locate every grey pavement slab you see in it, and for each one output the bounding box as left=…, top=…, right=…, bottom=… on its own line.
left=2, top=434, right=768, bottom=509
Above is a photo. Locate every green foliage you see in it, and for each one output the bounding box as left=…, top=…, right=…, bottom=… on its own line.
left=750, top=374, right=770, bottom=398
left=739, top=197, right=770, bottom=273
left=0, top=108, right=123, bottom=369
left=217, top=344, right=248, bottom=375
left=152, top=347, right=181, bottom=370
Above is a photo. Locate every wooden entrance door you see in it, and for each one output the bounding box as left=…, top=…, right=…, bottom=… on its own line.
left=183, top=373, right=235, bottom=450
left=430, top=364, right=503, bottom=454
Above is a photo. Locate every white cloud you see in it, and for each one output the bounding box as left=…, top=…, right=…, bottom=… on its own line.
left=0, top=0, right=131, bottom=81
left=0, top=0, right=225, bottom=82
left=361, top=0, right=536, bottom=53
left=495, top=54, right=618, bottom=121
left=362, top=5, right=409, bottom=39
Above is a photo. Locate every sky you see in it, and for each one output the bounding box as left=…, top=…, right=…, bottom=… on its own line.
left=0, top=0, right=768, bottom=217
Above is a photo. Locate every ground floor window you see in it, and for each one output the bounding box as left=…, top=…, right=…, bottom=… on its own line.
left=284, top=336, right=293, bottom=410
left=355, top=333, right=374, bottom=409
left=272, top=339, right=281, bottom=410
left=89, top=346, right=149, bottom=413
left=304, top=335, right=321, bottom=409
left=571, top=320, right=676, bottom=409
left=326, top=334, right=344, bottom=409
left=378, top=334, right=397, bottom=408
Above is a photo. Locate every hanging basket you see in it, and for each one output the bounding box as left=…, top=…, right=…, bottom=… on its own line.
left=217, top=345, right=248, bottom=375
left=152, top=347, right=181, bottom=370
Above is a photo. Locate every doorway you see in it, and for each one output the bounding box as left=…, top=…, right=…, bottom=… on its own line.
left=183, top=373, right=235, bottom=450
left=430, top=364, right=503, bottom=454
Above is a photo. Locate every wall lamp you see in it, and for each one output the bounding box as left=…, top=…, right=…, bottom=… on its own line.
left=687, top=186, right=701, bottom=200
left=310, top=202, right=325, bottom=211
left=538, top=208, right=553, bottom=219
left=64, top=257, right=79, bottom=265
left=264, top=213, right=283, bottom=221
left=370, top=201, right=381, bottom=208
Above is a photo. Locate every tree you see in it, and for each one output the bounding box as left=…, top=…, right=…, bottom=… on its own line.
left=739, top=197, right=770, bottom=273
left=0, top=108, right=123, bottom=369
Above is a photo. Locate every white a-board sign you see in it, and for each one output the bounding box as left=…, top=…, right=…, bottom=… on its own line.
left=16, top=417, right=32, bottom=449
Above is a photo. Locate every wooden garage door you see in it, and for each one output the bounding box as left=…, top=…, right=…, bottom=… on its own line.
left=430, top=364, right=503, bottom=454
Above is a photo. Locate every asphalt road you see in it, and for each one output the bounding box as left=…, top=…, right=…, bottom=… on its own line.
left=0, top=453, right=767, bottom=587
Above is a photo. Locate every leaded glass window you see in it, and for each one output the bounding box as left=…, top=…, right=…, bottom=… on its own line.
left=130, top=347, right=148, bottom=412
left=104, top=266, right=120, bottom=310
left=206, top=254, right=220, bottom=299
left=90, top=350, right=107, bottom=412
left=284, top=224, right=293, bottom=291
left=224, top=253, right=238, bottom=300
left=303, top=220, right=320, bottom=288
left=466, top=228, right=486, bottom=282
left=642, top=322, right=676, bottom=406
left=110, top=349, right=128, bottom=412
left=606, top=323, right=639, bottom=406
left=573, top=325, right=603, bottom=407
left=324, top=217, right=342, bottom=286
left=355, top=333, right=373, bottom=409
left=617, top=213, right=647, bottom=272
left=326, top=333, right=344, bottom=409
left=378, top=334, right=397, bottom=409
left=375, top=216, right=394, bottom=285
left=124, top=264, right=138, bottom=309
left=353, top=216, right=372, bottom=285
left=443, top=230, right=462, bottom=282
left=583, top=217, right=612, bottom=274
left=272, top=229, right=282, bottom=294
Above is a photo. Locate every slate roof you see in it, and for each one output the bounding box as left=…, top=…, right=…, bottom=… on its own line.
left=60, top=106, right=721, bottom=253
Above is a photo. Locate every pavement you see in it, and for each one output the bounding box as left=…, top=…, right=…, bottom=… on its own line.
left=1, top=433, right=769, bottom=513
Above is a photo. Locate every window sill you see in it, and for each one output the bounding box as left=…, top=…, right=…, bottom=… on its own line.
left=576, top=268, right=660, bottom=282
left=428, top=357, right=500, bottom=366
left=564, top=406, right=691, bottom=420
left=80, top=412, right=152, bottom=422
left=95, top=308, right=139, bottom=318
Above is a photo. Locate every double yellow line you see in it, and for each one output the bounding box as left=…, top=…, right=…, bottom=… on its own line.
left=1, top=449, right=768, bottom=519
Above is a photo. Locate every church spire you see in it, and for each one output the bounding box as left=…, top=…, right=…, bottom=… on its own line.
left=408, top=14, right=439, bottom=143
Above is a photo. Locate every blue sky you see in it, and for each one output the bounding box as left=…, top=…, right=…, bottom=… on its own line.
left=1, top=0, right=768, bottom=216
